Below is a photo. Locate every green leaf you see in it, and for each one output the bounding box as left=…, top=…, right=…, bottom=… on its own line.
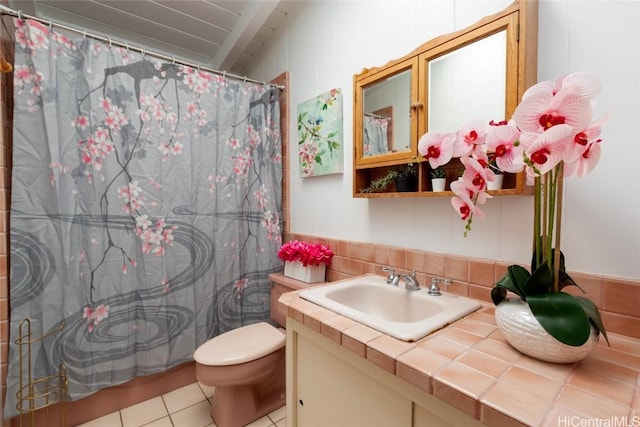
left=525, top=261, right=553, bottom=295
left=506, top=265, right=530, bottom=297
left=492, top=265, right=529, bottom=302
left=491, top=286, right=507, bottom=305
left=574, top=296, right=609, bottom=346
left=557, top=270, right=585, bottom=293
left=297, top=112, right=307, bottom=128
left=326, top=131, right=338, bottom=139
left=527, top=293, right=592, bottom=346
left=531, top=247, right=567, bottom=275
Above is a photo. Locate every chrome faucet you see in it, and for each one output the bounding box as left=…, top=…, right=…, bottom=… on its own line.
left=381, top=266, right=398, bottom=285
left=393, top=270, right=421, bottom=291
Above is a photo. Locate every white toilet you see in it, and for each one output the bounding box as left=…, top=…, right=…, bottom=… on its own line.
left=194, top=276, right=307, bottom=427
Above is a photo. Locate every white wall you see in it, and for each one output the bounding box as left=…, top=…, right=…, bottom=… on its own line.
left=248, top=0, right=640, bottom=281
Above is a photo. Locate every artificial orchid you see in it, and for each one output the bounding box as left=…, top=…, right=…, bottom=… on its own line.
left=277, top=240, right=334, bottom=267
left=418, top=72, right=610, bottom=347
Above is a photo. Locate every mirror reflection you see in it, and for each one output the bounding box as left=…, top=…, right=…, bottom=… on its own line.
left=363, top=69, right=411, bottom=156
left=428, top=30, right=506, bottom=132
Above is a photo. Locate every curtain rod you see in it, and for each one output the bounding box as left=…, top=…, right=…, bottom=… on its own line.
left=0, top=4, right=285, bottom=91
left=364, top=112, right=391, bottom=121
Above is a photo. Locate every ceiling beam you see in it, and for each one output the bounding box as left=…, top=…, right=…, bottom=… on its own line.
left=212, top=0, right=279, bottom=71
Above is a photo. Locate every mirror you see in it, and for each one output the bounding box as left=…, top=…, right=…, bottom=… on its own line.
left=428, top=30, right=506, bottom=132
left=354, top=58, right=418, bottom=167
left=362, top=69, right=410, bottom=156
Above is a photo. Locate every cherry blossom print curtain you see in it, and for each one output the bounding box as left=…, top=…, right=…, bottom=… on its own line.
left=363, top=115, right=390, bottom=156
left=4, top=18, right=282, bottom=417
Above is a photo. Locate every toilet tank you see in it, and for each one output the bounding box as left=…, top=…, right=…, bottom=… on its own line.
left=269, top=273, right=322, bottom=327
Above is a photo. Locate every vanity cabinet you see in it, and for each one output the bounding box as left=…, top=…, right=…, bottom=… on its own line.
left=286, top=319, right=484, bottom=427
left=353, top=0, right=538, bottom=198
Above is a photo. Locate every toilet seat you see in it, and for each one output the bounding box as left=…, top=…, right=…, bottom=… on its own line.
left=194, top=322, right=285, bottom=366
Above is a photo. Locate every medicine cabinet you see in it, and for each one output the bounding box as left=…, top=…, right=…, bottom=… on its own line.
left=353, top=0, right=538, bottom=198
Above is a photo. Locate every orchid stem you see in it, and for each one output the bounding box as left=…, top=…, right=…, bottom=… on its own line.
left=547, top=169, right=554, bottom=276
left=553, top=163, right=564, bottom=293
left=533, top=175, right=542, bottom=270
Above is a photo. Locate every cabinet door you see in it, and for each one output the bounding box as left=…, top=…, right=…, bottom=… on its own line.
left=295, top=334, right=411, bottom=426
left=354, top=57, right=419, bottom=168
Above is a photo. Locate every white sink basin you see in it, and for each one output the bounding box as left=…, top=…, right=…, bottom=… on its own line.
left=299, top=274, right=482, bottom=342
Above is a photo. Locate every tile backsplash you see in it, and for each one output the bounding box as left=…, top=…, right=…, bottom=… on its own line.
left=285, top=233, right=640, bottom=341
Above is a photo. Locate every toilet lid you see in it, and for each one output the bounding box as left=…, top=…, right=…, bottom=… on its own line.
left=193, top=322, right=285, bottom=366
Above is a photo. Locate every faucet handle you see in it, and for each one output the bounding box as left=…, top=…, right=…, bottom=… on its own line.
left=381, top=266, right=397, bottom=284
left=428, top=277, right=442, bottom=296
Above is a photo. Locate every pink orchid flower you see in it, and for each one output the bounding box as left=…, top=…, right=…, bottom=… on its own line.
left=563, top=112, right=611, bottom=164
left=452, top=119, right=488, bottom=158
left=564, top=139, right=601, bottom=178
left=450, top=180, right=486, bottom=221
left=513, top=83, right=593, bottom=135
left=485, top=122, right=525, bottom=173
left=418, top=131, right=454, bottom=169
left=460, top=156, right=495, bottom=192
left=522, top=72, right=600, bottom=103
left=559, top=72, right=602, bottom=101
left=521, top=124, right=574, bottom=176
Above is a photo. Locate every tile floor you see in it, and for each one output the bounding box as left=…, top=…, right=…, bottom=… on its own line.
left=77, top=382, right=287, bottom=427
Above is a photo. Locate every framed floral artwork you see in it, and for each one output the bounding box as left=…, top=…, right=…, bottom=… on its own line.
left=297, top=88, right=343, bottom=177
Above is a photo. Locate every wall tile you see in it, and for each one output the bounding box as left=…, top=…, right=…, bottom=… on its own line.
left=361, top=243, right=376, bottom=263
left=468, top=284, right=492, bottom=303
left=444, top=255, right=469, bottom=281
left=406, top=249, right=424, bottom=272
left=336, top=240, right=349, bottom=257
left=603, top=278, right=640, bottom=317
left=389, top=248, right=406, bottom=270
left=346, top=258, right=364, bottom=276
left=348, top=241, right=362, bottom=261
left=424, top=251, right=445, bottom=276
left=445, top=280, right=469, bottom=297
left=600, top=312, right=640, bottom=340
left=374, top=245, right=390, bottom=266
left=469, top=259, right=495, bottom=287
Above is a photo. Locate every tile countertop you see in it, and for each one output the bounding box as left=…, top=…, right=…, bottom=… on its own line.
left=272, top=273, right=640, bottom=427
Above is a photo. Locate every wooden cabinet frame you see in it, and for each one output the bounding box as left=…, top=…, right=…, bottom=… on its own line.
left=353, top=0, right=538, bottom=198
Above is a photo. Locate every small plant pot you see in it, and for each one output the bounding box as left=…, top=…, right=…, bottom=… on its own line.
left=431, top=178, right=446, bottom=192
left=487, top=174, right=503, bottom=190
left=394, top=175, right=417, bottom=192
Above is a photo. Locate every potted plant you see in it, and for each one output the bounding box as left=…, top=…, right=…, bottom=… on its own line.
left=486, top=154, right=504, bottom=190
left=417, top=72, right=610, bottom=363
left=278, top=240, right=334, bottom=283
left=360, top=159, right=418, bottom=193
left=430, top=167, right=446, bottom=191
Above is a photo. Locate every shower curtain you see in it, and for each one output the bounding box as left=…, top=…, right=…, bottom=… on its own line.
left=4, top=18, right=282, bottom=418
left=363, top=115, right=390, bottom=156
